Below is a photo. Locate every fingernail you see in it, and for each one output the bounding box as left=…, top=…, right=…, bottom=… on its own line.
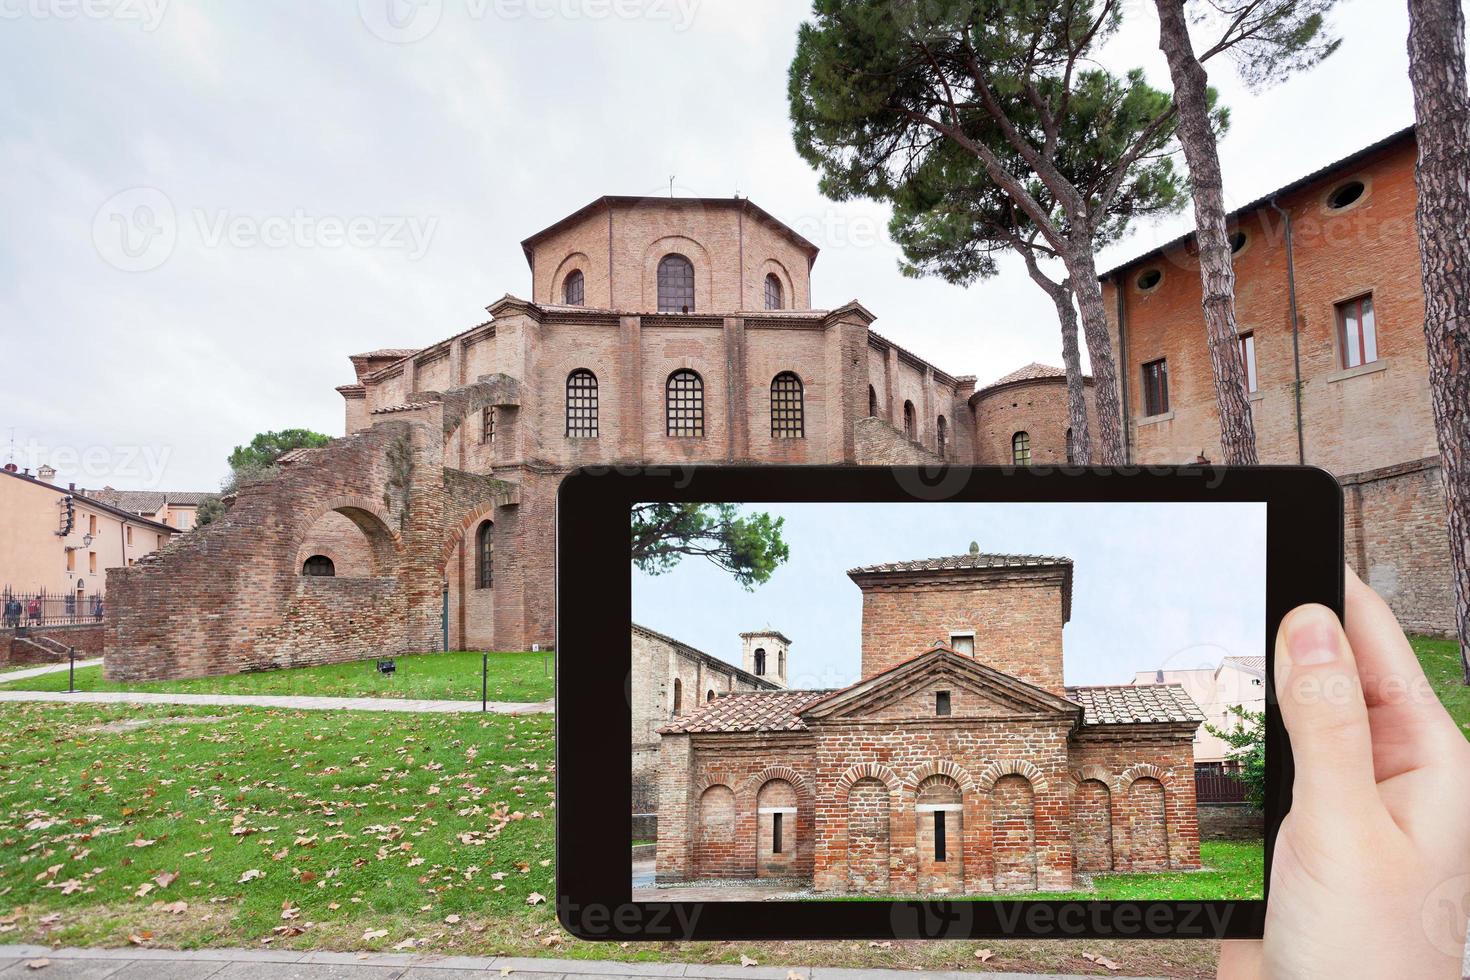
left=1286, top=609, right=1340, bottom=666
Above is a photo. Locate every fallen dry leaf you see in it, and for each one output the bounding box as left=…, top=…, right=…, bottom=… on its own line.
left=160, top=901, right=188, bottom=915
left=975, top=948, right=994, bottom=962
left=153, top=871, right=178, bottom=889
left=24, top=960, right=48, bottom=970
left=238, top=869, right=265, bottom=884
left=740, top=954, right=759, bottom=967
left=525, top=892, right=545, bottom=906
left=362, top=928, right=389, bottom=941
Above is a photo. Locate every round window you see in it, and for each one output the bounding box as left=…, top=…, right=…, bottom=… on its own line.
left=1326, top=180, right=1366, bottom=210
left=1136, top=268, right=1163, bottom=291
left=1229, top=231, right=1248, bottom=254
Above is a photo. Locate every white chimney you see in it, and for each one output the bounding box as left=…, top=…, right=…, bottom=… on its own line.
left=37, top=464, right=56, bottom=483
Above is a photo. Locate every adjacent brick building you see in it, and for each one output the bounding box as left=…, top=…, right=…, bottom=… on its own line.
left=1101, top=126, right=1453, bottom=635
left=653, top=550, right=1203, bottom=895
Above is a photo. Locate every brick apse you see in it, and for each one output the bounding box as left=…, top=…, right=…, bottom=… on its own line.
left=106, top=140, right=1457, bottom=679
left=653, top=551, right=1203, bottom=896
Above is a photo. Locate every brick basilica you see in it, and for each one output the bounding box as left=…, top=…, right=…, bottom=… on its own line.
left=652, top=549, right=1204, bottom=895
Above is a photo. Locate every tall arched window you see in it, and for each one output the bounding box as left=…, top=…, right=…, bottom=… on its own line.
left=770, top=371, right=804, bottom=438
left=566, top=369, right=598, bottom=438
left=657, top=253, right=695, bottom=313
left=764, top=273, right=783, bottom=310
left=563, top=269, right=585, bottom=306
left=1012, top=431, right=1032, bottom=466
left=754, top=647, right=767, bottom=675
left=936, top=415, right=947, bottom=457
left=302, top=555, right=335, bottom=577
left=1065, top=427, right=1076, bottom=465
left=672, top=678, right=683, bottom=715
left=868, top=385, right=878, bottom=417
left=476, top=520, right=493, bottom=589
left=666, top=369, right=705, bottom=437
left=706, top=689, right=715, bottom=703
left=903, top=401, right=916, bottom=440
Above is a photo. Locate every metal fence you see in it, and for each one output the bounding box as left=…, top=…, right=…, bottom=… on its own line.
left=1195, top=771, right=1249, bottom=803
left=0, top=589, right=105, bottom=628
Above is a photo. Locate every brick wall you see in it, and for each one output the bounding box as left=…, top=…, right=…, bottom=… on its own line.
left=3, top=624, right=103, bottom=664
left=971, top=378, right=1098, bottom=466
left=1067, top=733, right=1202, bottom=871
left=853, top=416, right=946, bottom=465
left=1198, top=802, right=1264, bottom=841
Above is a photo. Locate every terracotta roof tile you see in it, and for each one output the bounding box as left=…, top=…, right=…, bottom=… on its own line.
left=1222, top=655, right=1267, bottom=678
left=657, top=689, right=834, bottom=734
left=848, top=552, right=1071, bottom=576
left=980, top=362, right=1092, bottom=391
left=1066, top=684, right=1205, bottom=725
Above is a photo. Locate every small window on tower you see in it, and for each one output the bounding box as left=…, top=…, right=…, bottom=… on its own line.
left=935, top=691, right=952, bottom=716
left=934, top=810, right=947, bottom=862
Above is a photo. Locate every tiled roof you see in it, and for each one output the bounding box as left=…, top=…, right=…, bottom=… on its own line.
left=1066, top=684, right=1205, bottom=725
left=1222, top=655, right=1267, bottom=678
left=370, top=401, right=437, bottom=415
left=657, top=689, right=834, bottom=734
left=980, top=362, right=1091, bottom=391
left=352, top=348, right=418, bottom=360
left=276, top=448, right=324, bottom=465
left=85, top=489, right=209, bottom=513
left=848, top=553, right=1072, bottom=576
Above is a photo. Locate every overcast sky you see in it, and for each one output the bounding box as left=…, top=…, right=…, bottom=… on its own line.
left=0, top=0, right=1426, bottom=492
left=631, top=502, right=1267, bottom=689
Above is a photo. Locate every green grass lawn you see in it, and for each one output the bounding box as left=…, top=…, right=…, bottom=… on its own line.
left=1411, top=634, right=1470, bottom=736
left=964, top=840, right=1262, bottom=902
left=0, top=650, right=553, bottom=703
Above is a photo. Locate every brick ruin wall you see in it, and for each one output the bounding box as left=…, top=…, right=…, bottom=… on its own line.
left=853, top=416, right=946, bottom=466
left=2, top=624, right=104, bottom=665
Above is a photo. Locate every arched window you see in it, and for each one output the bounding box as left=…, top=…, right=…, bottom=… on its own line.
left=481, top=406, right=494, bottom=445
left=476, top=520, right=493, bottom=590
left=1012, top=431, right=1032, bottom=466
left=936, top=415, right=947, bottom=457
left=754, top=647, right=766, bottom=675
left=302, top=555, right=335, bottom=577
left=666, top=369, right=704, bottom=437
left=764, top=273, right=783, bottom=310
left=563, top=269, right=585, bottom=306
left=868, top=385, right=878, bottom=417
left=777, top=648, right=785, bottom=678
left=770, top=371, right=804, bottom=438
left=566, top=369, right=598, bottom=438
left=672, top=678, right=682, bottom=715
left=1065, top=427, right=1075, bottom=465
left=903, top=401, right=916, bottom=440
left=706, top=689, right=715, bottom=703
left=657, top=253, right=695, bottom=313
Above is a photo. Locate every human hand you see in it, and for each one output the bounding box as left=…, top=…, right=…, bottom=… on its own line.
left=1218, top=568, right=1470, bottom=978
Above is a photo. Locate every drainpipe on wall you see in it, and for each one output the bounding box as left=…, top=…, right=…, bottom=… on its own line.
left=1269, top=196, right=1307, bottom=465
left=1111, top=273, right=1133, bottom=465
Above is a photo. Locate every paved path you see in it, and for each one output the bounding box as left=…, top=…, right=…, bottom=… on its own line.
left=0, top=658, right=103, bottom=684
left=0, top=946, right=1167, bottom=979
left=0, top=689, right=552, bottom=715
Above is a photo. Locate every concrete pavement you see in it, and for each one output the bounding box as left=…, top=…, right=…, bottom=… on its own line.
left=0, top=690, right=552, bottom=714
left=0, top=946, right=1169, bottom=979
left=0, top=659, right=103, bottom=684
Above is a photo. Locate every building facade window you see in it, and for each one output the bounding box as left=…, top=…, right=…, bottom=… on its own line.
left=1065, top=427, right=1076, bottom=465
left=934, top=810, right=947, bottom=861
left=1012, top=431, right=1031, bottom=466
left=566, top=369, right=599, bottom=438
left=770, top=372, right=804, bottom=438
left=754, top=647, right=766, bottom=675
left=657, top=253, right=695, bottom=313
left=1336, top=294, right=1378, bottom=368
left=1141, top=358, right=1170, bottom=416
left=903, top=401, right=916, bottom=439
left=481, top=406, right=494, bottom=445
left=764, top=273, right=783, bottom=310
left=936, top=415, right=947, bottom=457
left=935, top=691, right=951, bottom=716
left=772, top=811, right=784, bottom=854
left=868, top=385, right=878, bottom=417
left=666, top=369, right=705, bottom=437
left=706, top=689, right=715, bottom=702
left=303, top=555, right=335, bottom=577
left=563, top=269, right=584, bottom=306
left=1238, top=332, right=1258, bottom=392
left=476, top=521, right=493, bottom=590
left=672, top=678, right=682, bottom=715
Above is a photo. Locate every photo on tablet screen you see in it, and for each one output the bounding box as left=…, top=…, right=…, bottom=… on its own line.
left=629, top=500, right=1266, bottom=902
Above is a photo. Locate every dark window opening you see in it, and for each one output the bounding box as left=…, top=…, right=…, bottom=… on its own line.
left=754, top=647, right=766, bottom=675
left=706, top=689, right=715, bottom=702
left=566, top=369, right=599, bottom=438
left=934, top=810, right=947, bottom=862
left=1229, top=230, right=1248, bottom=255
left=672, top=678, right=682, bottom=715
left=936, top=690, right=951, bottom=716
left=476, top=521, right=493, bottom=590
left=903, top=401, right=916, bottom=439
left=657, top=253, right=695, bottom=313
left=563, top=269, right=585, bottom=306
left=666, top=369, right=704, bottom=437
left=772, top=811, right=783, bottom=854
left=936, top=415, right=947, bottom=457
left=770, top=372, right=804, bottom=438
left=1065, top=427, right=1076, bottom=465
left=868, top=385, right=878, bottom=417
left=1136, top=267, right=1162, bottom=291
left=481, top=406, right=494, bottom=445
left=1142, top=358, right=1170, bottom=416
left=303, top=555, right=335, bottom=577
left=1327, top=180, right=1365, bottom=210
left=764, top=273, right=783, bottom=310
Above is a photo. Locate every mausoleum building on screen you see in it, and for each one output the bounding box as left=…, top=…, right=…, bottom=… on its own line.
left=653, top=550, right=1205, bottom=895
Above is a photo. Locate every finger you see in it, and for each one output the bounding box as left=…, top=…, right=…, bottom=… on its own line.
left=1344, top=568, right=1457, bottom=723
left=1275, top=603, right=1379, bottom=813
left=1215, top=939, right=1262, bottom=979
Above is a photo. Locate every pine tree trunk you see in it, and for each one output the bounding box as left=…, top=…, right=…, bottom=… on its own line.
left=1059, top=239, right=1126, bottom=466
left=1021, top=253, right=1090, bottom=464
left=1408, top=0, right=1470, bottom=683
left=1155, top=0, right=1259, bottom=465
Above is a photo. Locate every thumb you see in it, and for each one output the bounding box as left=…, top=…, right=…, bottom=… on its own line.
left=1275, top=603, right=1379, bottom=816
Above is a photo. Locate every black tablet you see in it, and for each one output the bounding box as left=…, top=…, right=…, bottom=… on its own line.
left=555, top=465, right=1341, bottom=941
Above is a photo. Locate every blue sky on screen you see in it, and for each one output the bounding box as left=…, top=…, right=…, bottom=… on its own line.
left=632, top=502, right=1266, bottom=690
